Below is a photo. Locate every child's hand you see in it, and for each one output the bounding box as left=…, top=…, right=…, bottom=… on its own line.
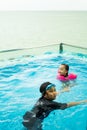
left=80, top=99, right=87, bottom=103
left=57, top=87, right=70, bottom=95
left=62, top=87, right=70, bottom=92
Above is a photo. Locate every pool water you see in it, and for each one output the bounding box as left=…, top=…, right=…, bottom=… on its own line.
left=0, top=52, right=87, bottom=130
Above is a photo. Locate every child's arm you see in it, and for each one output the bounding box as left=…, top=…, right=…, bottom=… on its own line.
left=57, top=87, right=70, bottom=95
left=67, top=100, right=87, bottom=108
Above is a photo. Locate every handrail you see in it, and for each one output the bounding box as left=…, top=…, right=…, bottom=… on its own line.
left=0, top=42, right=87, bottom=54
left=62, top=43, right=87, bottom=49
left=0, top=43, right=59, bottom=53
left=59, top=43, right=87, bottom=53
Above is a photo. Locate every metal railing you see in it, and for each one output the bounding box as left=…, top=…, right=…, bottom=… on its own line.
left=59, top=43, right=87, bottom=54
left=0, top=43, right=87, bottom=54
left=0, top=43, right=87, bottom=61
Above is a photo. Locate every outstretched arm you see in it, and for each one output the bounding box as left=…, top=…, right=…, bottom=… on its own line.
left=57, top=87, right=70, bottom=95
left=67, top=99, right=87, bottom=108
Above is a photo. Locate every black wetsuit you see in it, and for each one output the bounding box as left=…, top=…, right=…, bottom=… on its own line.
left=22, top=97, right=67, bottom=130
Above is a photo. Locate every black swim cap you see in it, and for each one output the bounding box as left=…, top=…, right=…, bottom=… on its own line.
left=40, top=82, right=55, bottom=95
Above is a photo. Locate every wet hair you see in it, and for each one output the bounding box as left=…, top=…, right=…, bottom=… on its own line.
left=61, top=64, right=69, bottom=76
left=40, top=82, right=51, bottom=96
left=62, top=64, right=69, bottom=71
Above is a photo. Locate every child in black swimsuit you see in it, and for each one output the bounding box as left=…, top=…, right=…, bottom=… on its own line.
left=22, top=82, right=87, bottom=130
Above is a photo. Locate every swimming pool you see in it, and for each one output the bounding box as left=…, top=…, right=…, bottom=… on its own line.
left=0, top=51, right=87, bottom=130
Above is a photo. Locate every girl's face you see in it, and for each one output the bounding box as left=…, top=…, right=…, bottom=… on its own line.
left=58, top=65, right=68, bottom=76
left=44, top=87, right=57, bottom=100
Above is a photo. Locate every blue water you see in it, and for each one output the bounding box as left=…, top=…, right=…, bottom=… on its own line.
left=0, top=52, right=87, bottom=130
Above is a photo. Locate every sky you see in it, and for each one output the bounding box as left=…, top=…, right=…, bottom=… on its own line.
left=0, top=0, right=87, bottom=11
